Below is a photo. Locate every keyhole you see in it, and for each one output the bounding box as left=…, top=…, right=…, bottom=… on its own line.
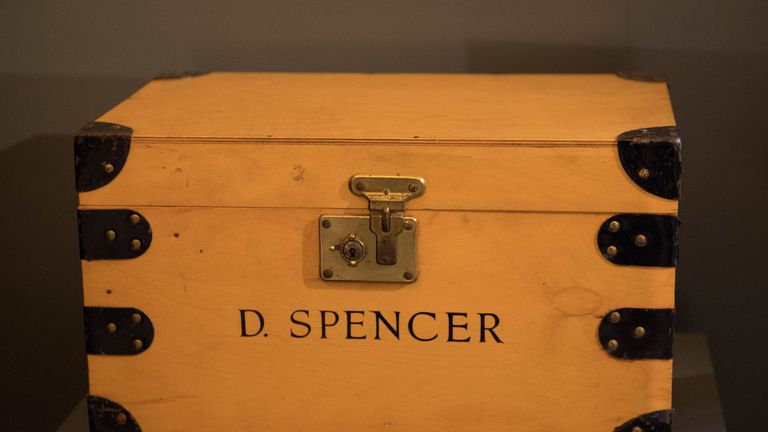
left=340, top=237, right=366, bottom=264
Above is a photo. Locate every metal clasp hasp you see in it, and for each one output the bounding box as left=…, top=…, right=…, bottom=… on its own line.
left=319, top=174, right=425, bottom=283
left=348, top=174, right=425, bottom=266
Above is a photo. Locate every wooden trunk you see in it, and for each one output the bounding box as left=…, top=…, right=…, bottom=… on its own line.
left=76, top=73, right=680, bottom=432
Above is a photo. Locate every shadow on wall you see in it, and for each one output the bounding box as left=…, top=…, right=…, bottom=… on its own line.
left=465, top=41, right=634, bottom=73
left=0, top=135, right=86, bottom=432
left=0, top=74, right=146, bottom=148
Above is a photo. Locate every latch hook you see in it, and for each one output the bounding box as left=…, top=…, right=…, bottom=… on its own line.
left=381, top=206, right=391, bottom=233
left=349, top=175, right=425, bottom=265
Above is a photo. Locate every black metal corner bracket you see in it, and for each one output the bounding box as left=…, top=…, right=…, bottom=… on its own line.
left=75, top=122, right=132, bottom=192
left=614, top=410, right=673, bottom=432
left=85, top=307, right=154, bottom=355
left=598, top=214, right=678, bottom=267
left=153, top=70, right=210, bottom=80
left=618, top=126, right=681, bottom=200
left=615, top=71, right=668, bottom=83
left=88, top=395, right=142, bottom=432
left=78, top=209, right=152, bottom=260
left=599, top=308, right=674, bottom=360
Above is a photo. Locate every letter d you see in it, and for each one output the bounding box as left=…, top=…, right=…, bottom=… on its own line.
left=240, top=309, right=265, bottom=337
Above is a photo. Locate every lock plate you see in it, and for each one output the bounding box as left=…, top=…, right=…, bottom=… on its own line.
left=320, top=174, right=424, bottom=283
left=319, top=215, right=419, bottom=283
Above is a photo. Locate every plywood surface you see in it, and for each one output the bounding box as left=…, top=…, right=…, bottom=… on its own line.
left=98, top=73, right=675, bottom=144
left=79, top=142, right=677, bottom=213
left=82, top=206, right=674, bottom=432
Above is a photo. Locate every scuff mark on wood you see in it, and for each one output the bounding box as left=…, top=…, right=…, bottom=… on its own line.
left=291, top=164, right=305, bottom=182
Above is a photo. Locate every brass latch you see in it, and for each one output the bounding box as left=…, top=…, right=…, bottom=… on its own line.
left=319, top=174, right=425, bottom=283
left=349, top=174, right=425, bottom=265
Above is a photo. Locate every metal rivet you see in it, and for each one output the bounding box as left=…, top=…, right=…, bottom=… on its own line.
left=115, top=412, right=127, bottom=425
left=607, top=339, right=619, bottom=352
left=633, top=326, right=646, bottom=338
left=104, top=163, right=115, bottom=174
left=634, top=234, right=648, bottom=247
left=131, top=313, right=142, bottom=325
left=105, top=230, right=117, bottom=241
left=403, top=271, right=414, bottom=281
left=321, top=219, right=332, bottom=229
left=129, top=213, right=141, bottom=225
left=608, top=311, right=621, bottom=324
left=408, top=182, right=419, bottom=192
left=632, top=426, right=644, bottom=432
left=355, top=181, right=366, bottom=191
left=322, top=269, right=333, bottom=278
left=130, top=239, right=142, bottom=251
left=608, top=220, right=621, bottom=232
left=329, top=245, right=336, bottom=251
left=132, top=339, right=143, bottom=351
left=638, top=168, right=650, bottom=180
left=403, top=221, right=414, bottom=231
left=605, top=245, right=618, bottom=258
left=106, top=322, right=117, bottom=334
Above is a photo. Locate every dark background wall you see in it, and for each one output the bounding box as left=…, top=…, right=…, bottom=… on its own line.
left=1, top=1, right=766, bottom=430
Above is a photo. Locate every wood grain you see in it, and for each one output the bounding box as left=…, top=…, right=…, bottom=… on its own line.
left=98, top=73, right=675, bottom=144
left=78, top=142, right=678, bottom=213
left=83, top=206, right=673, bottom=432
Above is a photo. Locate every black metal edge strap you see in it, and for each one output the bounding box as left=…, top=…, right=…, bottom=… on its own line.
left=599, top=308, right=674, bottom=360
left=88, top=395, right=142, bottom=432
left=615, top=71, right=668, bottom=83
left=618, top=126, right=682, bottom=200
left=597, top=214, right=678, bottom=267
left=614, top=409, right=673, bottom=432
left=75, top=122, right=132, bottom=192
left=78, top=209, right=152, bottom=260
left=153, top=70, right=210, bottom=80
left=84, top=307, right=154, bottom=355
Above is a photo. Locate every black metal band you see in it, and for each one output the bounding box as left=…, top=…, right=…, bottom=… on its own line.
left=88, top=395, right=142, bottom=432
left=614, top=410, right=672, bottom=432
left=78, top=209, right=152, bottom=260
left=599, top=308, right=674, bottom=360
left=84, top=307, right=154, bottom=355
left=597, top=214, right=678, bottom=267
